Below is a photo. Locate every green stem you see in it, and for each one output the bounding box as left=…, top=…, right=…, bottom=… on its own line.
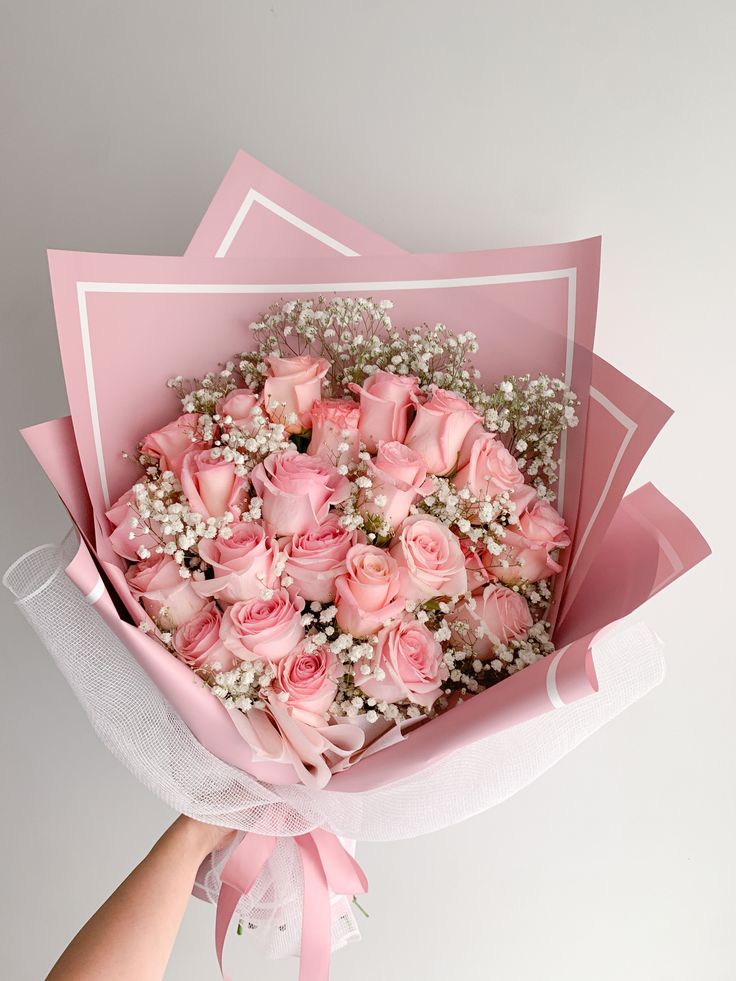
left=352, top=897, right=370, bottom=918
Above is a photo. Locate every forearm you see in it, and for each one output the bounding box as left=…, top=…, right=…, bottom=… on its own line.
left=47, top=816, right=231, bottom=981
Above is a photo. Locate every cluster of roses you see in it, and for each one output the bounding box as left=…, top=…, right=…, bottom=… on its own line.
left=108, top=345, right=570, bottom=741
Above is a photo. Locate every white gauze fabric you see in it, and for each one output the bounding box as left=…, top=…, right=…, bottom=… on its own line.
left=5, top=530, right=666, bottom=961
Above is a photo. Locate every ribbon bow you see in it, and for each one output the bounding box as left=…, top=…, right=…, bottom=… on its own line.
left=215, top=829, right=368, bottom=981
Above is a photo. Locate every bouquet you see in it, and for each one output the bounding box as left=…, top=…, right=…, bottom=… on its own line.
left=113, top=297, right=577, bottom=787
left=6, top=151, right=710, bottom=979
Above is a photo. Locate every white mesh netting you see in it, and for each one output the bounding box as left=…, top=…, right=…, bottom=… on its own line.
left=5, top=530, right=666, bottom=960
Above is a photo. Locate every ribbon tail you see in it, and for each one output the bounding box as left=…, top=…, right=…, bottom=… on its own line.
left=295, top=831, right=369, bottom=981
left=215, top=883, right=244, bottom=981
left=310, top=829, right=368, bottom=896
left=296, top=833, right=333, bottom=981
left=215, top=833, right=278, bottom=980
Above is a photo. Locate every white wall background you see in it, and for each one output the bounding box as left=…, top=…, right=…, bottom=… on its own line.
left=1, top=2, right=734, bottom=978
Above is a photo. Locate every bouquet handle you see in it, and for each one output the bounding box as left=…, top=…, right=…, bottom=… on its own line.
left=216, top=830, right=368, bottom=981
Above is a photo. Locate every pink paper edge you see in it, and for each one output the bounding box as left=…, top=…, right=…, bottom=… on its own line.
left=555, top=482, right=711, bottom=646
left=22, top=417, right=96, bottom=549
left=557, top=359, right=673, bottom=622
left=187, top=149, right=404, bottom=261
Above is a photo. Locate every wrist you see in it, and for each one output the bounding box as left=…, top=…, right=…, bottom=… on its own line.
left=167, top=815, right=236, bottom=864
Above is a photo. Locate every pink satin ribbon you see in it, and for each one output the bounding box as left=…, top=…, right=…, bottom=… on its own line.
left=215, top=829, right=368, bottom=981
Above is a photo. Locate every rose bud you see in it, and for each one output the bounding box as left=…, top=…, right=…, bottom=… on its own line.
left=140, top=412, right=206, bottom=477
left=307, top=399, right=361, bottom=468
left=490, top=498, right=570, bottom=584
left=454, top=432, right=526, bottom=501
left=106, top=486, right=160, bottom=562
left=180, top=447, right=248, bottom=519
left=215, top=388, right=261, bottom=429
left=348, top=370, right=420, bottom=453
left=361, top=441, right=433, bottom=531
left=263, top=354, right=329, bottom=433
left=405, top=388, right=481, bottom=475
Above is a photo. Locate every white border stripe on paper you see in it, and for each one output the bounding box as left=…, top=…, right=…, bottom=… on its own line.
left=555, top=269, right=578, bottom=510
left=84, top=578, right=106, bottom=604
left=545, top=648, right=566, bottom=708
left=79, top=270, right=576, bottom=295
left=77, top=282, right=110, bottom=509
left=215, top=189, right=360, bottom=259
left=566, top=387, right=638, bottom=578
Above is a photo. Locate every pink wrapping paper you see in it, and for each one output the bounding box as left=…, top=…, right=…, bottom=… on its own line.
left=22, top=416, right=96, bottom=550
left=555, top=483, right=711, bottom=645
left=19, top=151, right=710, bottom=792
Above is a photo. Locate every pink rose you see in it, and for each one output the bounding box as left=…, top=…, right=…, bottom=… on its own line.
left=486, top=543, right=557, bottom=584
left=348, top=370, right=420, bottom=453
left=284, top=517, right=357, bottom=603
left=454, top=432, right=525, bottom=500
left=140, top=413, right=205, bottom=476
left=126, top=554, right=208, bottom=628
left=216, top=388, right=261, bottom=429
left=273, top=641, right=340, bottom=725
left=490, top=498, right=570, bottom=584
left=335, top=544, right=406, bottom=637
left=361, top=441, right=433, bottom=530
left=173, top=603, right=237, bottom=673
left=220, top=588, right=305, bottom=662
left=307, top=399, right=361, bottom=467
left=456, top=420, right=485, bottom=469
left=263, top=354, right=329, bottom=432
left=509, top=483, right=540, bottom=515
left=517, top=498, right=570, bottom=549
left=193, top=523, right=280, bottom=605
left=250, top=450, right=350, bottom=537
left=357, top=620, right=444, bottom=708
left=390, top=515, right=468, bottom=601
left=455, top=583, right=533, bottom=658
left=106, top=487, right=159, bottom=562
left=180, top=447, right=248, bottom=519
left=405, top=388, right=481, bottom=475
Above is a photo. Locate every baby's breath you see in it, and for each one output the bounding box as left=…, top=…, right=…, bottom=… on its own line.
left=134, top=297, right=575, bottom=731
